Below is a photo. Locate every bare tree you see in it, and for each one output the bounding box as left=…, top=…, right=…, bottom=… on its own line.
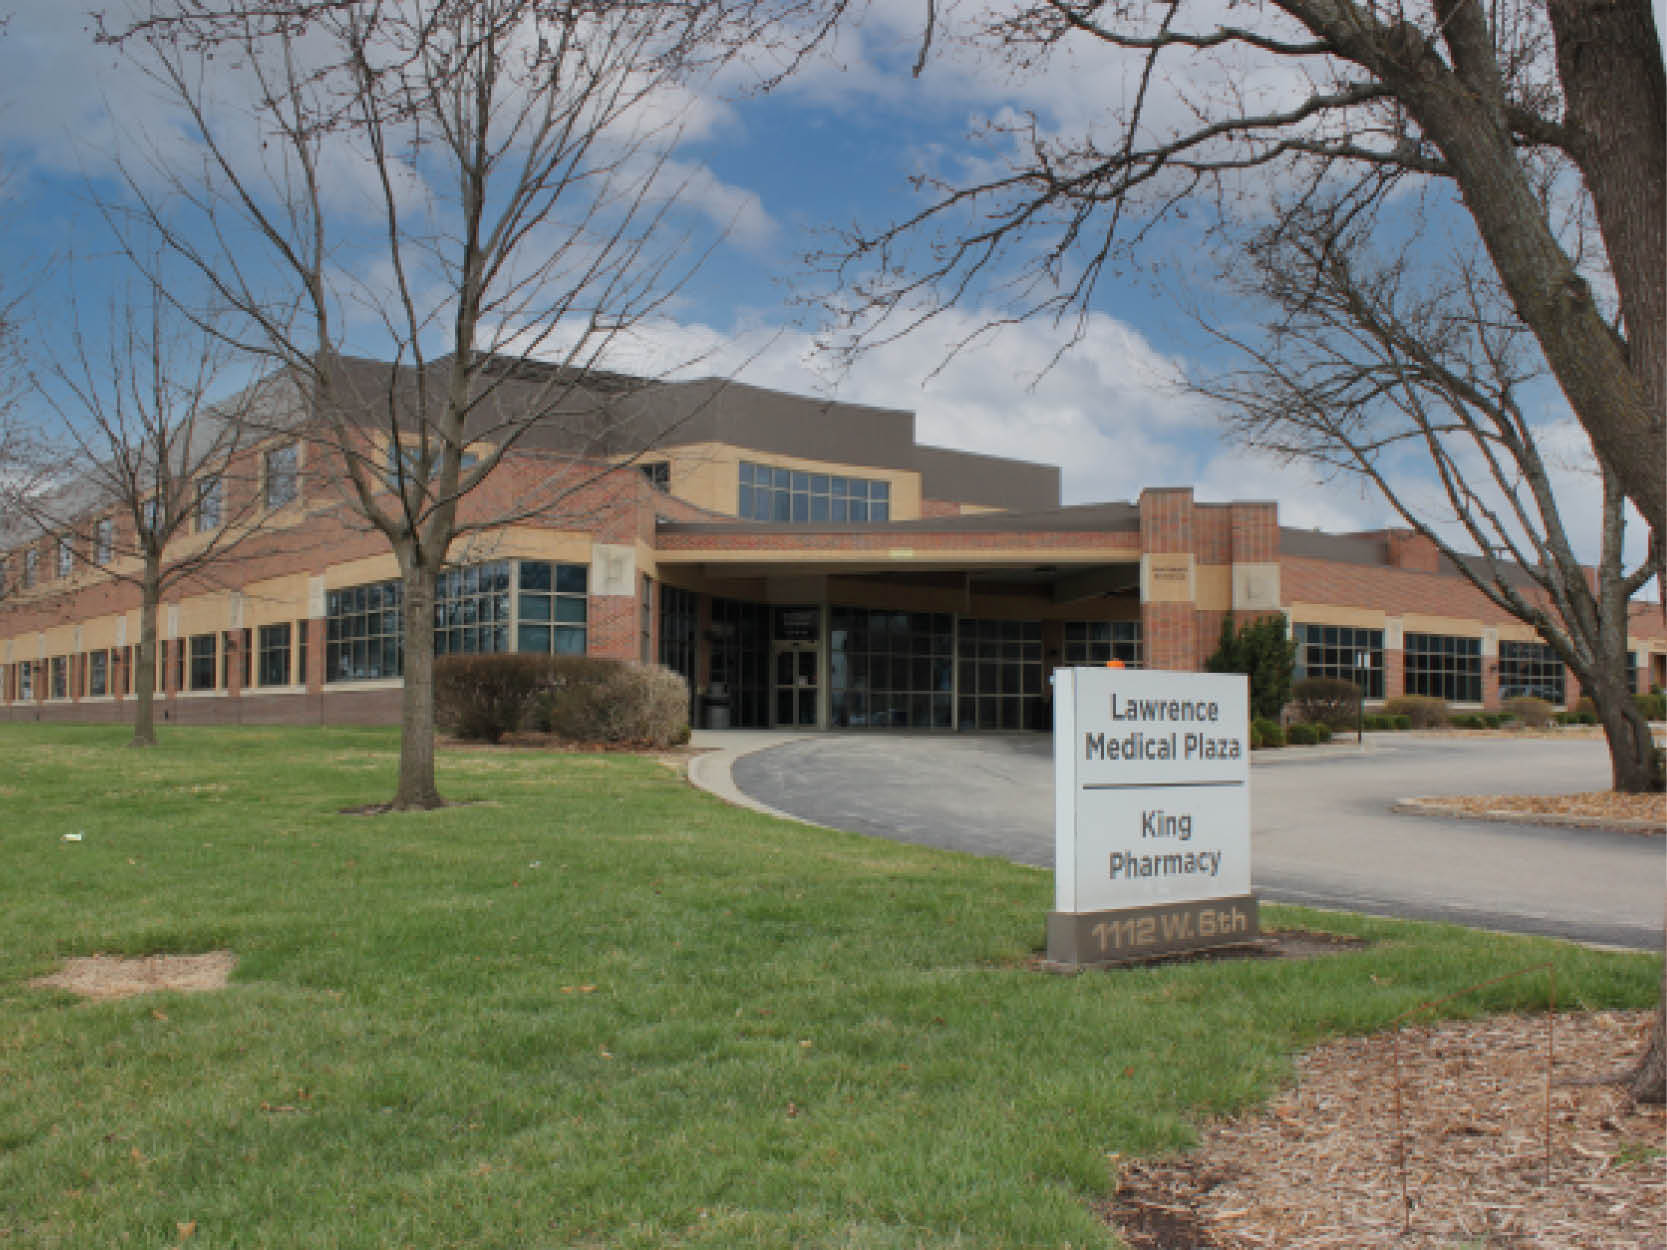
left=810, top=0, right=1664, bottom=548
left=1197, top=212, right=1664, bottom=1101
left=6, top=282, right=273, bottom=746
left=98, top=0, right=760, bottom=808
left=1202, top=214, right=1659, bottom=791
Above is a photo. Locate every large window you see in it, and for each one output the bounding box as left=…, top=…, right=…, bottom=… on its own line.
left=196, top=475, right=223, bottom=531
left=830, top=607, right=954, bottom=729
left=23, top=548, right=37, bottom=588
left=958, top=618, right=1044, bottom=730
left=326, top=579, right=403, bottom=681
left=56, top=537, right=73, bottom=578
left=1063, top=621, right=1143, bottom=667
left=516, top=561, right=587, bottom=655
left=658, top=585, right=698, bottom=712
left=88, top=650, right=108, bottom=697
left=1403, top=633, right=1482, bottom=702
left=327, top=562, right=587, bottom=682
left=738, top=461, right=890, bottom=524
left=1294, top=624, right=1384, bottom=699
left=94, top=518, right=113, bottom=565
left=1499, top=640, right=1565, bottom=703
left=18, top=660, right=33, bottom=701
left=188, top=634, right=218, bottom=691
left=436, top=561, right=512, bottom=657
left=50, top=656, right=68, bottom=700
left=264, top=443, right=300, bottom=509
left=259, top=623, right=292, bottom=687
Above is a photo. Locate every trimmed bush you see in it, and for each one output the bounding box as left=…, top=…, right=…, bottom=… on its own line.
left=1383, top=695, right=1448, bottom=729
left=1313, top=721, right=1333, bottom=742
left=533, top=659, right=692, bottom=748
left=1291, top=676, right=1361, bottom=729
left=1286, top=721, right=1320, bottom=745
left=434, top=653, right=555, bottom=743
left=1392, top=714, right=1412, bottom=730
left=1250, top=717, right=1283, bottom=749
left=1504, top=695, right=1553, bottom=728
left=1449, top=712, right=1485, bottom=729
left=1363, top=713, right=1392, bottom=731
left=1482, top=713, right=1506, bottom=728
left=437, top=654, right=692, bottom=747
left=1636, top=691, right=1667, bottom=721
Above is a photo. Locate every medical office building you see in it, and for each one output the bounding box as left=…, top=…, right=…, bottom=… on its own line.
left=3, top=360, right=1663, bottom=729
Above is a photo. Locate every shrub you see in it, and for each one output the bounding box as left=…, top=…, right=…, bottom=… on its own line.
left=1392, top=714, right=1411, bottom=730
left=1286, top=721, right=1320, bottom=745
left=1483, top=713, right=1507, bottom=728
left=1383, top=695, right=1448, bottom=729
left=534, top=659, right=692, bottom=748
left=1250, top=717, right=1283, bottom=749
left=1291, top=676, right=1361, bottom=729
left=1449, top=712, right=1485, bottom=729
left=437, top=654, right=692, bottom=747
left=1504, top=695, right=1553, bottom=728
left=1363, top=713, right=1391, bottom=731
left=1313, top=721, right=1333, bottom=742
left=1205, top=616, right=1296, bottom=721
left=434, top=653, right=556, bottom=742
left=1636, top=691, right=1667, bottom=721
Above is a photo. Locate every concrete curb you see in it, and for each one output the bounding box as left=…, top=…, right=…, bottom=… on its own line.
left=684, top=731, right=823, bottom=826
left=1391, top=798, right=1665, bottom=836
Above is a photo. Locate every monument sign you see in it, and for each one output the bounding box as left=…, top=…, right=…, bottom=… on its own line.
left=1049, top=667, right=1258, bottom=965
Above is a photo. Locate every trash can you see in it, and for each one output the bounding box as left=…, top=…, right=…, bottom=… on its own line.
left=703, top=683, right=730, bottom=730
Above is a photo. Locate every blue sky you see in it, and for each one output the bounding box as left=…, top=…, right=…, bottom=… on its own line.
left=0, top=0, right=1644, bottom=566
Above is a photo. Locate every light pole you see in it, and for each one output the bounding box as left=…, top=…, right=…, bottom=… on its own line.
left=1355, top=649, right=1370, bottom=745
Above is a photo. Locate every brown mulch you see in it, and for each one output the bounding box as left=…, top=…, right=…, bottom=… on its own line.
left=1402, top=792, right=1666, bottom=834
left=1102, top=1010, right=1665, bottom=1250
left=29, top=951, right=236, bottom=1001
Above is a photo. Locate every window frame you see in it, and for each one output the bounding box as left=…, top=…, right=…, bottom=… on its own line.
left=1401, top=633, right=1483, bottom=703
left=94, top=518, right=114, bottom=565
left=196, top=475, right=223, bottom=532
left=1293, top=623, right=1385, bottom=699
left=264, top=442, right=300, bottom=510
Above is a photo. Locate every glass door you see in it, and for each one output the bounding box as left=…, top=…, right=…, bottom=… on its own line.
left=773, top=643, right=819, bottom=727
left=771, top=604, right=821, bottom=728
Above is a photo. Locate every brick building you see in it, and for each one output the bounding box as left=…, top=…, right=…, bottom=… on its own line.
left=3, top=360, right=1663, bottom=729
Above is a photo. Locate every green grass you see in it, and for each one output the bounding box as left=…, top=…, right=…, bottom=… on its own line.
left=0, top=724, right=1657, bottom=1249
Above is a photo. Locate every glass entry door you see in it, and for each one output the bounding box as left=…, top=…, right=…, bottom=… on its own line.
left=771, top=604, right=821, bottom=728
left=773, top=643, right=819, bottom=727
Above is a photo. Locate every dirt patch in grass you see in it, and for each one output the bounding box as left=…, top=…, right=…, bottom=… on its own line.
left=1101, top=1010, right=1664, bottom=1249
left=29, top=951, right=236, bottom=1001
left=1398, top=792, right=1665, bottom=834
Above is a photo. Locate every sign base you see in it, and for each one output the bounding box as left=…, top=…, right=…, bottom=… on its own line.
left=1047, top=895, right=1259, bottom=967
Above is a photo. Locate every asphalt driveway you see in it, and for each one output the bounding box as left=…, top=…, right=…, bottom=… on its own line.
left=728, top=733, right=1666, bottom=950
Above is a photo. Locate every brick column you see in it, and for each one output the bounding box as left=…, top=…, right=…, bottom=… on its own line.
left=1139, top=488, right=1198, bottom=671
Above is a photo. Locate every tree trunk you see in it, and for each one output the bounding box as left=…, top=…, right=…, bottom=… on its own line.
left=1629, top=947, right=1667, bottom=1104
left=1589, top=675, right=1666, bottom=794
left=129, top=561, right=161, bottom=748
left=393, top=556, right=443, bottom=810
left=1548, top=0, right=1666, bottom=436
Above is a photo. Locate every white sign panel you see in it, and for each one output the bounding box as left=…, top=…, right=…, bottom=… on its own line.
left=1054, top=667, right=1251, bottom=913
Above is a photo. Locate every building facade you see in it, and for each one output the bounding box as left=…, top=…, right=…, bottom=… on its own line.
left=3, top=365, right=1663, bottom=728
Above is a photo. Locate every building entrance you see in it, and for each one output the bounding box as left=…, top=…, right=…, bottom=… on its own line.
left=771, top=605, right=821, bottom=728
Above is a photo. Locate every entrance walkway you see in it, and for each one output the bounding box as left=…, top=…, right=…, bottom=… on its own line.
left=689, top=731, right=1666, bottom=951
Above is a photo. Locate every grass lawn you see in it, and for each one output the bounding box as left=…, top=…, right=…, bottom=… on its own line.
left=0, top=724, right=1657, bottom=1249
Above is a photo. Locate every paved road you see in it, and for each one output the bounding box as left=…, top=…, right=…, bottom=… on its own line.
left=731, top=734, right=1666, bottom=950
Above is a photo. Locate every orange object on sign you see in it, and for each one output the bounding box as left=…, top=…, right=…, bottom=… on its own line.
left=1105, top=659, right=1125, bottom=669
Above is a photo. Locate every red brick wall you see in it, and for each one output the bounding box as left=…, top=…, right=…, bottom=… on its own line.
left=1142, top=602, right=1198, bottom=671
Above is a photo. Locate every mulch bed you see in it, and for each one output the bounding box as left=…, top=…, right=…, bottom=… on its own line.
left=1101, top=1010, right=1665, bottom=1249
